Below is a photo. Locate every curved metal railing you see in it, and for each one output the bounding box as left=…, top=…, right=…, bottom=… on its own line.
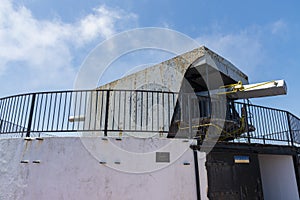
left=0, top=90, right=178, bottom=137
left=0, top=89, right=299, bottom=146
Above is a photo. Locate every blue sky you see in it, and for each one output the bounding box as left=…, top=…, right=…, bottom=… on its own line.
left=1, top=0, right=300, bottom=115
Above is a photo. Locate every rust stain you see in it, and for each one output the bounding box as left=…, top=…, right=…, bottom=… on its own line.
left=21, top=140, right=31, bottom=158
left=35, top=139, right=43, bottom=149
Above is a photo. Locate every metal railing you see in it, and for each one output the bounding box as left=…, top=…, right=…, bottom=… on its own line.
left=0, top=89, right=299, bottom=147
left=0, top=90, right=177, bottom=137
left=230, top=102, right=299, bottom=146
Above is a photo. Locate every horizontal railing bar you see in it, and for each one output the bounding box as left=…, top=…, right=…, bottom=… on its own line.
left=0, top=89, right=179, bottom=101
left=234, top=101, right=289, bottom=113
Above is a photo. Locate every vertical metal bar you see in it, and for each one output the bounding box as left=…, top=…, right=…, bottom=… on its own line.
left=5, top=98, right=12, bottom=132
left=81, top=91, right=87, bottom=131
left=72, top=92, right=78, bottom=131
left=23, top=96, right=31, bottom=133
left=257, top=106, right=264, bottom=141
left=100, top=91, right=104, bottom=129
left=2, top=98, right=9, bottom=132
left=31, top=94, right=38, bottom=134
left=180, top=93, right=183, bottom=122
left=141, top=91, right=143, bottom=130
left=4, top=98, right=11, bottom=133
left=67, top=92, right=72, bottom=130
left=157, top=92, right=159, bottom=131
left=275, top=110, right=282, bottom=140
left=104, top=90, right=110, bottom=136
left=94, top=91, right=99, bottom=130
left=84, top=91, right=88, bottom=131
left=31, top=94, right=39, bottom=132
left=0, top=99, right=4, bottom=118
left=4, top=98, right=11, bottom=132
left=62, top=92, right=67, bottom=131
left=0, top=99, right=3, bottom=132
left=118, top=91, right=121, bottom=130
left=260, top=107, right=266, bottom=140
left=264, top=108, right=270, bottom=139
left=26, top=94, right=36, bottom=137
left=18, top=96, right=25, bottom=132
left=12, top=96, right=20, bottom=133
left=46, top=94, right=53, bottom=131
left=77, top=91, right=83, bottom=131
left=11, top=96, right=17, bottom=132
left=193, top=150, right=201, bottom=200
left=270, top=109, right=277, bottom=141
left=15, top=96, right=22, bottom=132
left=250, top=105, right=258, bottom=138
left=272, top=110, right=278, bottom=139
left=287, top=112, right=294, bottom=146
left=269, top=109, right=275, bottom=139
left=123, top=91, right=126, bottom=130
left=266, top=108, right=272, bottom=140
left=278, top=111, right=284, bottom=142
left=243, top=103, right=251, bottom=143
left=135, top=91, right=138, bottom=131
left=162, top=93, right=165, bottom=131
left=280, top=111, right=286, bottom=137
left=129, top=91, right=132, bottom=130
left=167, top=93, right=170, bottom=129
left=112, top=91, right=116, bottom=130
left=81, top=91, right=85, bottom=130
left=152, top=92, right=154, bottom=130
left=188, top=94, right=192, bottom=139
left=51, top=93, right=57, bottom=131
left=56, top=93, right=62, bottom=131
left=280, top=111, right=289, bottom=144
left=9, top=96, right=17, bottom=132
left=88, top=91, right=93, bottom=130
left=146, top=91, right=148, bottom=131
left=0, top=119, right=2, bottom=133
left=40, top=94, right=46, bottom=131
left=249, top=105, right=255, bottom=139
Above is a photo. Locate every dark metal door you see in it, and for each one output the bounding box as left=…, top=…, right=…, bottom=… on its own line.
left=206, top=152, right=264, bottom=200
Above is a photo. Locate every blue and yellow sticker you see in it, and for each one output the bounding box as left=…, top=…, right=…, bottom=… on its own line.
left=234, top=155, right=250, bottom=164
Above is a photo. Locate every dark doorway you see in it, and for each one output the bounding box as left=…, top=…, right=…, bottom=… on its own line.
left=206, top=152, right=263, bottom=200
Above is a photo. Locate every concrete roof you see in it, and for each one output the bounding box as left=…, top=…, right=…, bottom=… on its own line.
left=98, top=46, right=248, bottom=93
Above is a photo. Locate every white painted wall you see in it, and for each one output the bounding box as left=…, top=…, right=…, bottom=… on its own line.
left=258, top=154, right=299, bottom=200
left=197, top=151, right=208, bottom=200
left=0, top=137, right=207, bottom=200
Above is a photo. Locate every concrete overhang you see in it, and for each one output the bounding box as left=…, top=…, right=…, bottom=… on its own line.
left=98, top=46, right=248, bottom=93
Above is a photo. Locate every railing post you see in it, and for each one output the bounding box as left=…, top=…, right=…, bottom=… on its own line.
left=26, top=94, right=36, bottom=137
left=0, top=119, right=2, bottom=133
left=287, top=112, right=294, bottom=146
left=104, top=90, right=110, bottom=137
left=243, top=103, right=251, bottom=143
left=188, top=94, right=192, bottom=139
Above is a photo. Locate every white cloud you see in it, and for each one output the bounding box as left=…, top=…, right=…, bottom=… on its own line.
left=0, top=0, right=137, bottom=96
left=76, top=6, right=137, bottom=45
left=270, top=19, right=287, bottom=35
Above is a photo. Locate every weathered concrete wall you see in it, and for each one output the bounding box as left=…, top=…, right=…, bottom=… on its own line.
left=90, top=46, right=248, bottom=137
left=0, top=137, right=208, bottom=200
left=98, top=46, right=248, bottom=92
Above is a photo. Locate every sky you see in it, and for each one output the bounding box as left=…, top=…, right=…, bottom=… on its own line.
left=1, top=0, right=300, bottom=115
